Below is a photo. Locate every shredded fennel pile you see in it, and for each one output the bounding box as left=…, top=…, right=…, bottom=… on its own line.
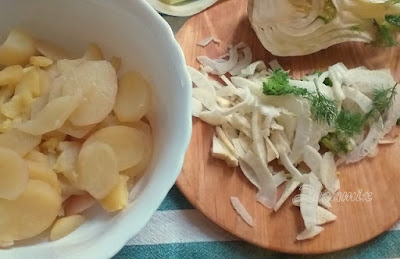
left=189, top=43, right=400, bottom=240
left=249, top=0, right=400, bottom=56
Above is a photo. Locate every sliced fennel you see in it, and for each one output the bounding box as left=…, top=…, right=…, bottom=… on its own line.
left=189, top=42, right=399, bottom=240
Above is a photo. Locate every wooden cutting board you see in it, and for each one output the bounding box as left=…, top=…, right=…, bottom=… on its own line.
left=176, top=0, right=400, bottom=254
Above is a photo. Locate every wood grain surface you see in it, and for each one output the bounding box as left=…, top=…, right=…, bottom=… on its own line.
left=176, top=0, right=400, bottom=254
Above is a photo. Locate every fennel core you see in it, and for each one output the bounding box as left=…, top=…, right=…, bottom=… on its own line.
left=263, top=69, right=398, bottom=154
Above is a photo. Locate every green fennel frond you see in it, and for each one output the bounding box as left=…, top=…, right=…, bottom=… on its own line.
left=373, top=14, right=400, bottom=47
left=263, top=69, right=308, bottom=96
left=335, top=109, right=364, bottom=137
left=365, top=83, right=397, bottom=121
left=372, top=83, right=397, bottom=113
left=307, top=79, right=338, bottom=125
left=263, top=71, right=339, bottom=125
left=385, top=14, right=400, bottom=27
left=373, top=19, right=398, bottom=47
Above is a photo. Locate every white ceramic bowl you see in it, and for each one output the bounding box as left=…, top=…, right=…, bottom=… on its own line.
left=0, top=0, right=192, bottom=258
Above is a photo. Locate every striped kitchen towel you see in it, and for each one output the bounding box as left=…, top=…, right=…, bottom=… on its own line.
left=113, top=186, right=400, bottom=259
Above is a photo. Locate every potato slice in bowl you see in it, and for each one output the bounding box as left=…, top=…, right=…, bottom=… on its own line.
left=0, top=129, right=41, bottom=156
left=0, top=147, right=29, bottom=200
left=53, top=141, right=81, bottom=183
left=0, top=29, right=36, bottom=66
left=83, top=43, right=104, bottom=61
left=17, top=93, right=82, bottom=135
left=84, top=125, right=146, bottom=171
left=0, top=65, right=23, bottom=86
left=50, top=214, right=86, bottom=241
left=100, top=174, right=130, bottom=212
left=0, top=179, right=61, bottom=243
left=58, top=120, right=96, bottom=139
left=27, top=160, right=60, bottom=193
left=50, top=60, right=118, bottom=126
left=76, top=140, right=119, bottom=199
left=121, top=122, right=153, bottom=178
left=114, top=71, right=151, bottom=122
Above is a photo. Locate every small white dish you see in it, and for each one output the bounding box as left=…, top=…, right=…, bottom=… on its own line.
left=0, top=0, right=192, bottom=258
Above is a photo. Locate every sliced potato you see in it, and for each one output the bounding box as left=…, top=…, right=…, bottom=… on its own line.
left=24, top=150, right=48, bottom=164
left=38, top=68, right=51, bottom=95
left=121, top=125, right=153, bottom=178
left=29, top=56, right=53, bottom=67
left=59, top=120, right=96, bottom=139
left=0, top=129, right=41, bottom=156
left=101, top=174, right=129, bottom=212
left=35, top=39, right=73, bottom=61
left=15, top=66, right=40, bottom=97
left=53, top=141, right=81, bottom=183
left=126, top=120, right=152, bottom=134
left=47, top=152, right=58, bottom=169
left=0, top=179, right=61, bottom=243
left=85, top=125, right=146, bottom=171
left=1, top=95, right=27, bottom=119
left=64, top=193, right=95, bottom=216
left=76, top=141, right=119, bottom=199
left=43, top=130, right=67, bottom=142
left=0, top=118, right=22, bottom=133
left=0, top=29, right=36, bottom=66
left=17, top=93, right=81, bottom=135
left=0, top=147, right=29, bottom=200
left=110, top=56, right=121, bottom=72
left=0, top=65, right=23, bottom=85
left=114, top=71, right=151, bottom=122
left=27, top=161, right=60, bottom=193
left=2, top=67, right=41, bottom=119
left=40, top=137, right=61, bottom=154
left=89, top=114, right=150, bottom=135
left=58, top=175, right=85, bottom=201
left=50, top=60, right=117, bottom=126
left=0, top=85, right=14, bottom=104
left=68, top=61, right=117, bottom=126
left=46, top=60, right=81, bottom=101
left=50, top=215, right=85, bottom=241
left=94, top=113, right=119, bottom=129
left=83, top=43, right=104, bottom=61
left=30, top=95, right=49, bottom=118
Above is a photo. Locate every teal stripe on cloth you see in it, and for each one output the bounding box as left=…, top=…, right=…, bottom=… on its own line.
left=157, top=186, right=194, bottom=211
left=114, top=231, right=400, bottom=259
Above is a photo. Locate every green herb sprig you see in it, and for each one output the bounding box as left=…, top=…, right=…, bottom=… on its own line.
left=263, top=69, right=339, bottom=125
left=365, top=84, right=397, bottom=122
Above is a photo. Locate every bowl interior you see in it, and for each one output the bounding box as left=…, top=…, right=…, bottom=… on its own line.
left=0, top=0, right=192, bottom=258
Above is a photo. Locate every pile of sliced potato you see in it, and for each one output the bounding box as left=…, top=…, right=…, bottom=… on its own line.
left=0, top=29, right=153, bottom=246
